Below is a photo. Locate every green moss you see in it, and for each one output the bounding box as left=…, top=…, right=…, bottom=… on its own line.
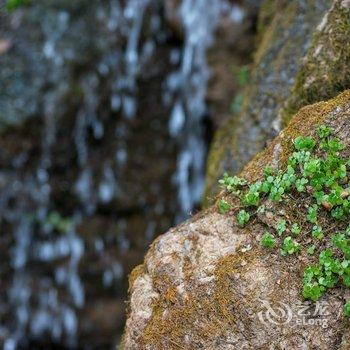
left=139, top=265, right=238, bottom=348
left=127, top=264, right=145, bottom=291
left=281, top=0, right=350, bottom=126
left=5, top=0, right=30, bottom=10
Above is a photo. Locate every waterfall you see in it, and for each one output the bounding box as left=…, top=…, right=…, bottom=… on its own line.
left=166, top=0, right=245, bottom=221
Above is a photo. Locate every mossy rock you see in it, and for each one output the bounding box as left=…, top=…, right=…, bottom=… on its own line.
left=204, top=0, right=333, bottom=206
left=124, top=91, right=350, bottom=349
left=278, top=0, right=350, bottom=127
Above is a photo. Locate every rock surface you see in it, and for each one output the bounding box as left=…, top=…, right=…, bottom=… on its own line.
left=123, top=90, right=350, bottom=349
left=278, top=0, right=350, bottom=127
left=204, top=0, right=350, bottom=203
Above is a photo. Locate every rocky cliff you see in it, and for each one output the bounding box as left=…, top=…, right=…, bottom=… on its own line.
left=123, top=0, right=350, bottom=348
left=204, top=0, right=350, bottom=204
left=123, top=89, right=350, bottom=350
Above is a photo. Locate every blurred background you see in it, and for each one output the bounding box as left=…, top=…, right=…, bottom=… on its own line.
left=0, top=0, right=259, bottom=348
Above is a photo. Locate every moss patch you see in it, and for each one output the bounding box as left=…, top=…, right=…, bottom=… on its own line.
left=280, top=0, right=350, bottom=126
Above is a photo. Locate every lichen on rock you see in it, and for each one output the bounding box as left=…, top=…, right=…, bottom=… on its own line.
left=123, top=91, right=350, bottom=349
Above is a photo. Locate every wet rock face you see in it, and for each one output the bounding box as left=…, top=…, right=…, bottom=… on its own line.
left=123, top=91, right=350, bottom=350
left=0, top=0, right=259, bottom=348
left=204, top=0, right=333, bottom=203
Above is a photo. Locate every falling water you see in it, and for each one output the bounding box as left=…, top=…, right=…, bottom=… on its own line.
left=166, top=0, right=246, bottom=221
left=0, top=0, right=245, bottom=347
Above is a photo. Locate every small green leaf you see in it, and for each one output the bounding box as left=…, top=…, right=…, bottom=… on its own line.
left=261, top=232, right=276, bottom=248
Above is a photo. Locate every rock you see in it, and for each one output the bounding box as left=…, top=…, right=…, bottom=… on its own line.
left=204, top=0, right=333, bottom=204
left=206, top=0, right=261, bottom=129
left=123, top=90, right=350, bottom=349
left=278, top=0, right=350, bottom=127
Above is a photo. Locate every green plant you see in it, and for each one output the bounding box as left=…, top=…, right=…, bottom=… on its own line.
left=307, top=205, right=318, bottom=223
left=291, top=223, right=301, bottom=235
left=237, top=66, right=249, bottom=86
left=264, top=166, right=275, bottom=177
left=317, top=125, right=332, bottom=139
left=257, top=205, right=266, bottom=214
left=218, top=173, right=246, bottom=194
left=346, top=225, right=350, bottom=236
left=296, top=178, right=308, bottom=192
left=312, top=225, right=324, bottom=240
left=344, top=300, right=350, bottom=316
left=303, top=268, right=325, bottom=301
left=218, top=199, right=231, bottom=214
left=294, top=136, right=316, bottom=151
left=46, top=211, right=73, bottom=233
left=276, top=220, right=286, bottom=236
left=322, top=138, right=344, bottom=153
left=281, top=237, right=300, bottom=256
left=6, top=0, right=30, bottom=10
left=218, top=125, right=350, bottom=314
left=230, top=94, right=244, bottom=114
left=261, top=232, right=276, bottom=248
left=331, top=206, right=345, bottom=220
left=243, top=183, right=261, bottom=206
left=237, top=210, right=250, bottom=227
left=307, top=245, right=316, bottom=255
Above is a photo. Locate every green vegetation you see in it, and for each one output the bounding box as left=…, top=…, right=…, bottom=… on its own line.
left=218, top=125, right=350, bottom=315
left=344, top=300, right=350, bottom=316
left=261, top=232, right=276, bottom=248
left=5, top=0, right=30, bottom=10
left=281, top=236, right=300, bottom=256
left=236, top=210, right=250, bottom=227
left=307, top=205, right=318, bottom=223
left=276, top=220, right=286, bottom=236
left=237, top=66, right=249, bottom=87
left=229, top=65, right=249, bottom=114
left=294, top=135, right=316, bottom=151
left=218, top=173, right=246, bottom=195
left=46, top=211, right=73, bottom=233
left=291, top=223, right=301, bottom=235
left=280, top=1, right=350, bottom=127
left=311, top=225, right=323, bottom=240
left=307, top=245, right=316, bottom=255
left=218, top=199, right=231, bottom=214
